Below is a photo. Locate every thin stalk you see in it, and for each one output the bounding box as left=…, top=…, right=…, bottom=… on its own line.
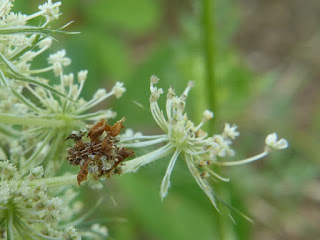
left=201, top=0, right=235, bottom=239
left=28, top=174, right=78, bottom=188
left=203, top=0, right=216, bottom=122
left=0, top=114, right=65, bottom=128
left=7, top=212, right=14, bottom=240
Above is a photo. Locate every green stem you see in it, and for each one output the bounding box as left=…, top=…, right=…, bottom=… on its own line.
left=6, top=212, right=14, bottom=240
left=29, top=174, right=78, bottom=188
left=201, top=0, right=235, bottom=239
left=203, top=0, right=216, bottom=125
left=0, top=114, right=65, bottom=128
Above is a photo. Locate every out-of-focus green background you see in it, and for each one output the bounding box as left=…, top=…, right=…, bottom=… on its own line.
left=17, top=0, right=320, bottom=239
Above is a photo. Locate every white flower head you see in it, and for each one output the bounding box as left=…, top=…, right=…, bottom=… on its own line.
left=265, top=132, right=288, bottom=150
left=150, top=75, right=160, bottom=84
left=78, top=70, right=88, bottom=83
left=63, top=73, right=74, bottom=86
left=121, top=76, right=288, bottom=213
left=0, top=0, right=14, bottom=17
left=223, top=123, right=240, bottom=140
left=38, top=0, right=62, bottom=22
left=63, top=226, right=81, bottom=240
left=112, top=81, right=126, bottom=98
left=29, top=165, right=44, bottom=180
left=123, top=78, right=221, bottom=209
left=94, top=88, right=107, bottom=99
left=48, top=49, right=71, bottom=76
left=167, top=87, right=176, bottom=100
left=0, top=161, right=77, bottom=238
left=203, top=110, right=214, bottom=122
left=150, top=86, right=163, bottom=102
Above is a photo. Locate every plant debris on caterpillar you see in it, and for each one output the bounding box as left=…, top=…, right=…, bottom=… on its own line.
left=65, top=117, right=135, bottom=185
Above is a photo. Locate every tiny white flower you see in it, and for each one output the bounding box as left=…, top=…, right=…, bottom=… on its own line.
left=94, top=88, right=107, bottom=99
left=203, top=110, right=214, bottom=122
left=63, top=226, right=81, bottom=240
left=47, top=197, right=63, bottom=211
left=112, top=81, right=126, bottom=98
left=167, top=87, right=176, bottom=99
left=150, top=86, right=163, bottom=102
left=77, top=70, right=88, bottom=83
left=265, top=132, right=288, bottom=150
left=212, top=135, right=234, bottom=157
left=48, top=49, right=71, bottom=76
left=63, top=73, right=74, bottom=86
left=29, top=166, right=44, bottom=180
left=0, top=0, right=14, bottom=17
left=38, top=0, right=62, bottom=21
left=5, top=12, right=27, bottom=25
left=223, top=123, right=240, bottom=140
left=150, top=75, right=160, bottom=84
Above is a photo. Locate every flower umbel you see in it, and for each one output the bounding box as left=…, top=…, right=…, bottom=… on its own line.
left=121, top=76, right=288, bottom=211
left=0, top=160, right=80, bottom=239
left=0, top=1, right=126, bottom=174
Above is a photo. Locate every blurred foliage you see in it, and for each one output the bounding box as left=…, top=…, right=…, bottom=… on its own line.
left=17, top=0, right=320, bottom=239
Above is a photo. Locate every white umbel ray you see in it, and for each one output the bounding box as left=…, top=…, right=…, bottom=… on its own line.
left=160, top=149, right=181, bottom=200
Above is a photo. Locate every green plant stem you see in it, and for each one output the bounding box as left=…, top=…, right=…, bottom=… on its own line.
left=0, top=114, right=65, bottom=128
left=29, top=174, right=78, bottom=188
left=201, top=0, right=235, bottom=239
left=202, top=0, right=216, bottom=122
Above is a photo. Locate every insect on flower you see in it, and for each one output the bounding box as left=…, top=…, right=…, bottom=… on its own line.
left=65, top=117, right=135, bottom=185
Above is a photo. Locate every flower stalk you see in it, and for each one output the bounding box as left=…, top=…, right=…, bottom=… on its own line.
left=0, top=114, right=66, bottom=128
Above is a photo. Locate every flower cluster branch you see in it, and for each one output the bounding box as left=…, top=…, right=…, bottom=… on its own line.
left=120, top=76, right=288, bottom=212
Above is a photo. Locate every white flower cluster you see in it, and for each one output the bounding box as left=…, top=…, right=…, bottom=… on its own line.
left=121, top=77, right=288, bottom=211
left=0, top=160, right=81, bottom=239
left=0, top=0, right=126, bottom=173
left=0, top=0, right=62, bottom=77
left=0, top=1, right=114, bottom=238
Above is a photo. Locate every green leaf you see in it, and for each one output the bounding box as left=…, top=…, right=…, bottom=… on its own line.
left=0, top=24, right=79, bottom=36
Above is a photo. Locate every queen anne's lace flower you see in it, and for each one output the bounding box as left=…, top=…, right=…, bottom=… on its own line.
left=38, top=0, right=61, bottom=22
left=0, top=160, right=79, bottom=239
left=265, top=132, right=288, bottom=150
left=48, top=49, right=72, bottom=76
left=121, top=76, right=288, bottom=211
left=0, top=1, right=126, bottom=174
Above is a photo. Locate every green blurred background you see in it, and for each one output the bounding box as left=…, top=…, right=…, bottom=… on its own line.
left=17, top=0, right=320, bottom=239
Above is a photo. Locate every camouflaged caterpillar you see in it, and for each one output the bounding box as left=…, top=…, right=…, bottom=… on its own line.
left=65, top=118, right=135, bottom=185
